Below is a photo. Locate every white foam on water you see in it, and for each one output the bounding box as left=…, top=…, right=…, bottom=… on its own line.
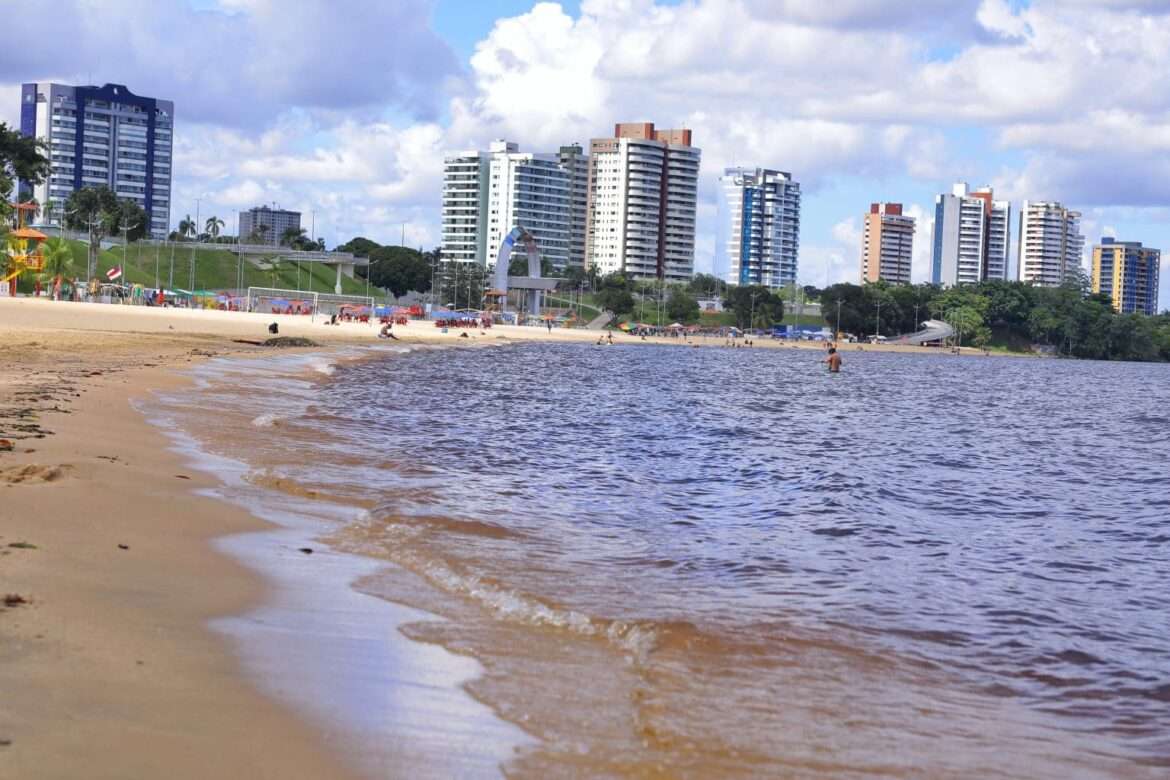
left=251, top=412, right=281, bottom=428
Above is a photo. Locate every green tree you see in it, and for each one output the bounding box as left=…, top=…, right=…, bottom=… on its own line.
left=205, top=215, right=225, bottom=241
left=63, top=186, right=121, bottom=279
left=507, top=253, right=554, bottom=277
left=336, top=236, right=380, bottom=256
left=281, top=226, right=308, bottom=248
left=725, top=285, right=784, bottom=329
left=269, top=257, right=284, bottom=287
left=820, top=282, right=868, bottom=336
left=116, top=199, right=148, bottom=242
left=687, top=273, right=726, bottom=299
left=39, top=236, right=73, bottom=298
left=178, top=214, right=197, bottom=240
left=368, top=245, right=433, bottom=298
left=558, top=264, right=588, bottom=289
left=0, top=122, right=49, bottom=215
left=597, top=286, right=635, bottom=316
left=665, top=287, right=700, bottom=323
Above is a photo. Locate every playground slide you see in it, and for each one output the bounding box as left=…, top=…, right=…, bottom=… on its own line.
left=892, top=319, right=954, bottom=345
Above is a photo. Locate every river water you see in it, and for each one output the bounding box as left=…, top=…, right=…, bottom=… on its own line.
left=153, top=342, right=1170, bottom=778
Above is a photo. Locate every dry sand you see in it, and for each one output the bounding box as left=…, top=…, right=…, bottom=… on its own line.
left=0, top=296, right=992, bottom=779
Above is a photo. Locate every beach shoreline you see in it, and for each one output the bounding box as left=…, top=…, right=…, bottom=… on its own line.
left=0, top=296, right=1030, bottom=779
left=0, top=323, right=362, bottom=778
left=0, top=296, right=546, bottom=778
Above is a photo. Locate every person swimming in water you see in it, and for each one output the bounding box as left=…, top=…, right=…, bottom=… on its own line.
left=823, top=347, right=842, bottom=373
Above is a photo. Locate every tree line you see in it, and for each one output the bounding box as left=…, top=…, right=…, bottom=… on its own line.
left=816, top=278, right=1170, bottom=361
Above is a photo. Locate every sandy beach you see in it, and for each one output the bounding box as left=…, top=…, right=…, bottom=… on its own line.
left=0, top=296, right=1002, bottom=779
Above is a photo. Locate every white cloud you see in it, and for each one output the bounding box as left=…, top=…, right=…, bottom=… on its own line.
left=5, top=0, right=1170, bottom=283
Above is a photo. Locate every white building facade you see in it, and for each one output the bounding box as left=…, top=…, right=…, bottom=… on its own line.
left=715, top=167, right=801, bottom=289
left=586, top=123, right=700, bottom=282
left=1018, top=201, right=1085, bottom=287
left=19, top=82, right=174, bottom=238
left=441, top=140, right=575, bottom=271
left=931, top=182, right=1010, bottom=286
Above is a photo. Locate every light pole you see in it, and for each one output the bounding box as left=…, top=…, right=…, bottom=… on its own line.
left=749, top=292, right=760, bottom=334
left=875, top=300, right=882, bottom=339
left=121, top=221, right=140, bottom=281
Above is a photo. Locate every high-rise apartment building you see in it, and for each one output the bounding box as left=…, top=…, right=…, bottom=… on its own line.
left=239, top=205, right=301, bottom=245
left=19, top=82, right=174, bottom=238
left=558, top=145, right=589, bottom=269
left=1018, top=201, right=1084, bottom=286
left=715, top=167, right=801, bottom=289
left=931, top=182, right=1010, bottom=286
left=1092, top=238, right=1160, bottom=315
left=440, top=140, right=572, bottom=270
left=586, top=122, right=701, bottom=281
left=861, top=203, right=915, bottom=284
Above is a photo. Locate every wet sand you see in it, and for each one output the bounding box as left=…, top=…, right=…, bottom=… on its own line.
left=0, top=326, right=359, bottom=778
left=0, top=298, right=533, bottom=778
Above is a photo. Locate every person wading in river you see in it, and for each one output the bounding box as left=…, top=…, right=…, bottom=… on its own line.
left=823, top=347, right=842, bottom=373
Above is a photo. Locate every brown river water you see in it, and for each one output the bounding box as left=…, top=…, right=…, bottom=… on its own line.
left=148, top=342, right=1170, bottom=778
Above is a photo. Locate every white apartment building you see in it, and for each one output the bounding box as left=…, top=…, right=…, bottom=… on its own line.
left=931, top=182, right=1010, bottom=286
left=440, top=140, right=574, bottom=271
left=1018, top=201, right=1085, bottom=287
left=586, top=123, right=700, bottom=282
left=715, top=167, right=801, bottom=289
left=239, top=205, right=301, bottom=245
left=19, top=82, right=174, bottom=239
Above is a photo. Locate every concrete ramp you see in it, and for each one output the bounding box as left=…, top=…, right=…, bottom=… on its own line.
left=586, top=310, right=614, bottom=330
left=893, top=319, right=954, bottom=345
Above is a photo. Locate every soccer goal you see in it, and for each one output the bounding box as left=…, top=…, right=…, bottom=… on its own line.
left=246, top=287, right=319, bottom=316
left=316, top=292, right=376, bottom=316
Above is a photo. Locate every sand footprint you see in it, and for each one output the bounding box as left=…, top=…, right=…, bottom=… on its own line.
left=0, top=464, right=72, bottom=485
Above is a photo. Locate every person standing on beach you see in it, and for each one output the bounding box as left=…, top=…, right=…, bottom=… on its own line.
left=823, top=347, right=842, bottom=373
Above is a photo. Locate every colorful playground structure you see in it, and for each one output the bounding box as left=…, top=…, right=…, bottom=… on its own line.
left=3, top=203, right=45, bottom=294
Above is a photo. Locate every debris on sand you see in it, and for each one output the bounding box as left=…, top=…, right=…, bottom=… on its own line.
left=298, top=547, right=314, bottom=555
left=263, top=337, right=319, bottom=348
left=3, top=594, right=28, bottom=607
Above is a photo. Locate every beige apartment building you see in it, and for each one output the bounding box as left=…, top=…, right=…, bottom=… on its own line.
left=861, top=202, right=915, bottom=284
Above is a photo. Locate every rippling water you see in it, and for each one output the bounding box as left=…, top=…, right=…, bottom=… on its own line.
left=156, top=343, right=1170, bottom=777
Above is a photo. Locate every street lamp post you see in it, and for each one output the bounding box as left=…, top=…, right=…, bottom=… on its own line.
left=835, top=299, right=843, bottom=341
left=122, top=221, right=140, bottom=280
left=875, top=300, right=883, bottom=339
left=749, top=292, right=760, bottom=334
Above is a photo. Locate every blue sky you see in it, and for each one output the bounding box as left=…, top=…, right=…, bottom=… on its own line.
left=2, top=0, right=1168, bottom=311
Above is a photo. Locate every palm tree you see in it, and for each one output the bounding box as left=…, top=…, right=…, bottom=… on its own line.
left=269, top=257, right=284, bottom=287
left=40, top=236, right=73, bottom=300
left=178, top=214, right=196, bottom=241
left=205, top=215, right=224, bottom=242
left=281, top=226, right=307, bottom=248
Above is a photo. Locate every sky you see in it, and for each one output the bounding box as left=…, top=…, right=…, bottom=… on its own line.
left=2, top=0, right=1169, bottom=311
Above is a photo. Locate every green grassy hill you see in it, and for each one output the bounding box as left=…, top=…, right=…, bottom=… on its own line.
left=28, top=240, right=372, bottom=296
